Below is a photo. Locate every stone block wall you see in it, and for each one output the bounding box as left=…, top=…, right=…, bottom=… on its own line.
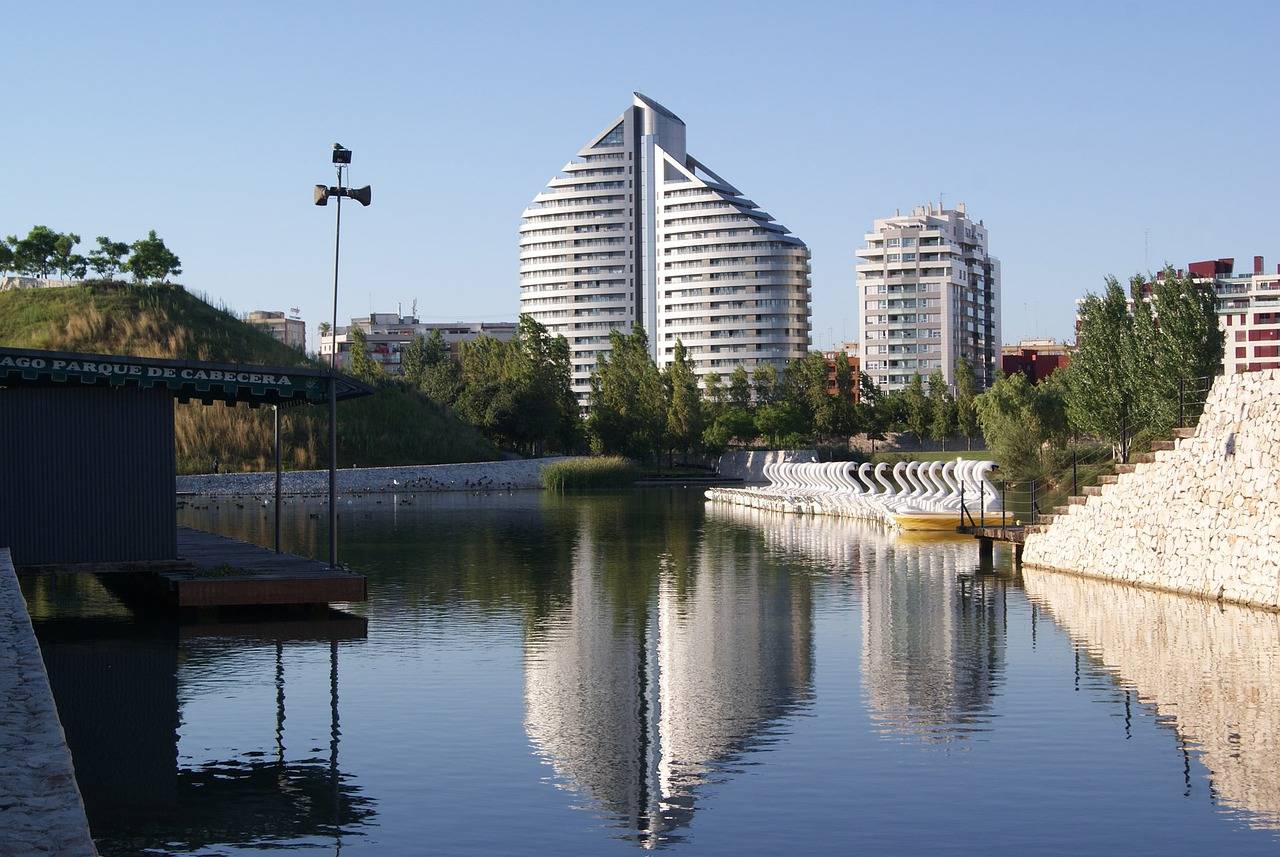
left=1023, top=369, right=1280, bottom=610
left=715, top=449, right=816, bottom=483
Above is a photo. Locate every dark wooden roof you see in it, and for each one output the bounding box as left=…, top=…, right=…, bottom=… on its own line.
left=0, top=346, right=372, bottom=407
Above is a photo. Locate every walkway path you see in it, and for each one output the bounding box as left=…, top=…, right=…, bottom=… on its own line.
left=0, top=548, right=97, bottom=856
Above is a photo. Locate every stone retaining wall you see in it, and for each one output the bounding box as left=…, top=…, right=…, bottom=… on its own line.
left=177, top=457, right=575, bottom=496
left=0, top=548, right=97, bottom=856
left=715, top=449, right=816, bottom=484
left=1023, top=369, right=1280, bottom=610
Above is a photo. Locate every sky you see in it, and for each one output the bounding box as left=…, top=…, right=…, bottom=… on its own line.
left=6, top=0, right=1278, bottom=351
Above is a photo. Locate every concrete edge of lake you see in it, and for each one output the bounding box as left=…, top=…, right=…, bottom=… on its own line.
left=177, top=457, right=579, bottom=496
left=0, top=548, right=98, bottom=856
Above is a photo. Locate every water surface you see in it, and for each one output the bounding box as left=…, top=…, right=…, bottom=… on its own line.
left=24, top=488, right=1280, bottom=855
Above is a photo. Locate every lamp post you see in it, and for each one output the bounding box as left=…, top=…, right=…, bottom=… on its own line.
left=314, top=144, right=371, bottom=568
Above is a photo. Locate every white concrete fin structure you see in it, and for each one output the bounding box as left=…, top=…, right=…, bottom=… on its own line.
left=705, top=459, right=1001, bottom=531
left=520, top=93, right=812, bottom=404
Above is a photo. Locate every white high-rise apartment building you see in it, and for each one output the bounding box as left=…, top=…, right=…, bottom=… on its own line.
left=520, top=93, right=812, bottom=403
left=856, top=203, right=1000, bottom=391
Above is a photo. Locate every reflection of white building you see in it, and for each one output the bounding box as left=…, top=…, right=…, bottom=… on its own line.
left=859, top=536, right=1005, bottom=743
left=702, top=505, right=1007, bottom=744
left=1023, top=569, right=1280, bottom=830
left=523, top=505, right=813, bottom=846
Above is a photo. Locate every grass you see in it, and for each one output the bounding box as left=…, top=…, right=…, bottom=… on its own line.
left=871, top=449, right=992, bottom=465
left=541, top=456, right=638, bottom=490
left=0, top=282, right=499, bottom=472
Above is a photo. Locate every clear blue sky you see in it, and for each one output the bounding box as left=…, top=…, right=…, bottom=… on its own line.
left=6, top=0, right=1277, bottom=351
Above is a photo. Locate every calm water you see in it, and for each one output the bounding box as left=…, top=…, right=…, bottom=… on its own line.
left=22, top=488, right=1280, bottom=855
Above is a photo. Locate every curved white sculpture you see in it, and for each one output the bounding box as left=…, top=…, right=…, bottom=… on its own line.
left=706, top=457, right=1002, bottom=531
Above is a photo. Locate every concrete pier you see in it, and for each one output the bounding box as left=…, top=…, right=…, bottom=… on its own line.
left=0, top=548, right=97, bottom=856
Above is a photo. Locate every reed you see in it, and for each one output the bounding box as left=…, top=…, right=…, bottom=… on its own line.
left=541, top=456, right=638, bottom=490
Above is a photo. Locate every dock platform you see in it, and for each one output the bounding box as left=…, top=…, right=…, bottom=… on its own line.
left=159, top=527, right=367, bottom=609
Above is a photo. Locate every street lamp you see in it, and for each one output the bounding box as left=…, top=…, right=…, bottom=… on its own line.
left=313, top=143, right=372, bottom=568
left=314, top=143, right=372, bottom=370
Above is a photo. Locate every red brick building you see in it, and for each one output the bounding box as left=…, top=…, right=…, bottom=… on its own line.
left=1001, top=338, right=1071, bottom=383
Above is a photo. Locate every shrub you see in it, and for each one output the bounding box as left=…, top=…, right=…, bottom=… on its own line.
left=541, top=456, right=638, bottom=490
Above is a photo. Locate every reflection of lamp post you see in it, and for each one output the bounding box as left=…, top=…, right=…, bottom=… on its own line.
left=314, top=144, right=372, bottom=567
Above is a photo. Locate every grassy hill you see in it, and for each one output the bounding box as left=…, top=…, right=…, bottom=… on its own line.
left=0, top=282, right=499, bottom=472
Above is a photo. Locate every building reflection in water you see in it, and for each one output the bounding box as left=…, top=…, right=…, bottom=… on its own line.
left=707, top=504, right=1007, bottom=746
left=1023, top=568, right=1280, bottom=831
left=24, top=572, right=374, bottom=856
left=524, top=497, right=814, bottom=848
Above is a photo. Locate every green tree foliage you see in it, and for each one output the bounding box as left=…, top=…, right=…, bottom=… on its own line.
left=345, top=326, right=385, bottom=382
left=87, top=237, right=130, bottom=281
left=663, top=340, right=704, bottom=457
left=50, top=233, right=85, bottom=282
left=927, top=370, right=956, bottom=447
left=728, top=365, right=752, bottom=410
left=1068, top=277, right=1134, bottom=456
left=954, top=357, right=979, bottom=448
left=1148, top=267, right=1224, bottom=415
left=401, top=329, right=461, bottom=406
left=586, top=324, right=665, bottom=459
left=904, top=373, right=929, bottom=444
left=7, top=226, right=61, bottom=278
left=819, top=354, right=858, bottom=440
left=702, top=371, right=725, bottom=416
left=454, top=315, right=580, bottom=454
left=974, top=371, right=1068, bottom=480
left=124, top=230, right=182, bottom=284
left=0, top=240, right=12, bottom=276
left=752, top=364, right=778, bottom=404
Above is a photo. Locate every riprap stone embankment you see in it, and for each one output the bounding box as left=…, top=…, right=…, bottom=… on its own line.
left=1024, top=369, right=1280, bottom=610
left=177, top=457, right=575, bottom=496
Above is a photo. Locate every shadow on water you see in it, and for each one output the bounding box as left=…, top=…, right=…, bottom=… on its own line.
left=21, top=572, right=374, bottom=857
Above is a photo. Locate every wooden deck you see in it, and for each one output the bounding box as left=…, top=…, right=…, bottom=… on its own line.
left=958, top=524, right=1027, bottom=545
left=159, top=527, right=367, bottom=608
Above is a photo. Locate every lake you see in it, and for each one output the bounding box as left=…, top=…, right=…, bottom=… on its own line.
left=23, top=488, right=1280, bottom=855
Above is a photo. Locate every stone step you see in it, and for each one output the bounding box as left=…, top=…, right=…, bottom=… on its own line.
left=1115, top=463, right=1139, bottom=474
left=1129, top=453, right=1155, bottom=464
left=1172, top=427, right=1196, bottom=439
left=1035, top=514, right=1057, bottom=525
left=1098, top=475, right=1119, bottom=485
left=1083, top=485, right=1104, bottom=496
left=1068, top=496, right=1088, bottom=505
left=1053, top=505, right=1071, bottom=515
left=1151, top=439, right=1176, bottom=451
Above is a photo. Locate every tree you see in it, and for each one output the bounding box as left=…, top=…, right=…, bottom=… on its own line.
left=702, top=371, right=725, bottom=416
left=7, top=226, right=61, bottom=278
left=954, top=358, right=979, bottom=449
left=0, top=240, right=12, bottom=277
left=664, top=340, right=704, bottom=461
left=345, top=326, right=384, bottom=382
left=904, top=373, right=929, bottom=445
left=1149, top=267, right=1223, bottom=421
left=927, top=370, right=956, bottom=448
left=728, top=365, right=752, bottom=410
left=586, top=324, right=665, bottom=459
left=1067, top=277, right=1139, bottom=460
left=974, top=370, right=1068, bottom=481
left=50, top=233, right=83, bottom=282
left=752, top=364, right=778, bottom=404
left=87, top=237, right=130, bottom=281
left=819, top=354, right=858, bottom=441
left=125, top=230, right=182, bottom=283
